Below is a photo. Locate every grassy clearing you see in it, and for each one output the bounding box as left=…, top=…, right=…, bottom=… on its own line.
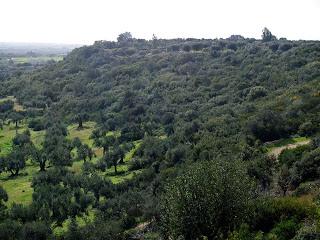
left=53, top=209, right=96, bottom=237
left=0, top=122, right=45, bottom=156
left=106, top=169, right=143, bottom=184
left=266, top=136, right=309, bottom=149
left=68, top=123, right=142, bottom=183
left=0, top=160, right=37, bottom=205
left=67, top=121, right=96, bottom=147
left=0, top=121, right=143, bottom=205
left=266, top=136, right=311, bottom=158
left=0, top=122, right=45, bottom=204
left=67, top=121, right=103, bottom=157
left=104, top=140, right=142, bottom=183
left=0, top=120, right=144, bottom=237
left=71, top=138, right=142, bottom=184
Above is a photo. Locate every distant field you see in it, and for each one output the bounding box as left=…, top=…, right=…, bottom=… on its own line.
left=11, top=55, right=64, bottom=64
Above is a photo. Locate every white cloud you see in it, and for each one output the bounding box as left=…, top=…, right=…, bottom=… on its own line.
left=0, top=0, right=319, bottom=44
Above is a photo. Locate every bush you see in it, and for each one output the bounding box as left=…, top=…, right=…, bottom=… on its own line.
left=270, top=219, right=300, bottom=240
left=248, top=110, right=289, bottom=142
left=250, top=197, right=316, bottom=233
left=293, top=181, right=320, bottom=197
left=247, top=86, right=267, bottom=101
left=291, top=148, right=320, bottom=186
left=128, top=158, right=143, bottom=170
left=21, top=221, right=52, bottom=240
left=28, top=118, right=45, bottom=131
left=298, top=121, right=317, bottom=136
left=279, top=145, right=310, bottom=168
left=161, top=160, right=253, bottom=239
left=0, top=220, right=22, bottom=240
left=96, top=159, right=107, bottom=172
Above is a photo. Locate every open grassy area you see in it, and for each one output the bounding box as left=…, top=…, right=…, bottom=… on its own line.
left=53, top=208, right=96, bottom=237
left=266, top=136, right=311, bottom=158
left=67, top=121, right=103, bottom=158
left=0, top=121, right=143, bottom=205
left=265, top=136, right=309, bottom=149
left=0, top=160, right=37, bottom=205
left=0, top=122, right=45, bottom=156
left=67, top=121, right=96, bottom=147
left=0, top=122, right=45, bottom=205
left=71, top=137, right=143, bottom=184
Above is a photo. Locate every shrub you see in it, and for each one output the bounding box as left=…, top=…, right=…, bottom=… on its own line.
left=298, top=121, right=317, bottom=136
left=279, top=145, right=310, bottom=168
left=161, top=160, right=253, bottom=239
left=21, top=221, right=52, bottom=240
left=250, top=197, right=316, bottom=233
left=270, top=219, right=300, bottom=240
left=247, top=86, right=267, bottom=101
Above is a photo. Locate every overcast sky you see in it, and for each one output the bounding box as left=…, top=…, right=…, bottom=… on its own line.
left=1, top=0, right=319, bottom=44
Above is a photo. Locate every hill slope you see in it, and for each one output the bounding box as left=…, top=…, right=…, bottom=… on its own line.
left=0, top=35, right=320, bottom=239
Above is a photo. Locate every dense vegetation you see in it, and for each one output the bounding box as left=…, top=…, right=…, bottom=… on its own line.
left=0, top=29, right=320, bottom=239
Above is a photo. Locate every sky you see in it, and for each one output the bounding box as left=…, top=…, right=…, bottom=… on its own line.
left=1, top=0, right=320, bottom=44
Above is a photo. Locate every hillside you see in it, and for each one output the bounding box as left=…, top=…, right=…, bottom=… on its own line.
left=3, top=36, right=320, bottom=142
left=0, top=33, right=320, bottom=239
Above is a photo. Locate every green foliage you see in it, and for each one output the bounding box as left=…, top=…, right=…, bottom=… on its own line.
left=20, top=221, right=52, bottom=240
left=298, top=121, right=317, bottom=136
left=247, top=156, right=274, bottom=190
left=262, top=28, right=276, bottom=42
left=1, top=130, right=33, bottom=176
left=271, top=219, right=300, bottom=240
left=278, top=144, right=310, bottom=167
left=0, top=100, right=14, bottom=113
left=250, top=197, right=316, bottom=233
left=43, top=124, right=73, bottom=167
left=117, top=32, right=133, bottom=42
left=291, top=148, right=320, bottom=187
left=161, top=160, right=253, bottom=239
left=247, top=86, right=268, bottom=101
left=248, top=110, right=289, bottom=142
left=0, top=219, right=22, bottom=240
left=0, top=186, right=8, bottom=217
left=1, top=35, right=320, bottom=239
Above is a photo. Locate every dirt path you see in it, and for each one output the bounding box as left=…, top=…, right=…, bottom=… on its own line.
left=268, top=140, right=311, bottom=158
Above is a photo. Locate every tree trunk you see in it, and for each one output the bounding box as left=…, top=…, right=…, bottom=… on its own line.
left=114, top=164, right=117, bottom=174
left=40, top=161, right=46, bottom=171
left=78, top=118, right=83, bottom=129
left=103, top=147, right=107, bottom=156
